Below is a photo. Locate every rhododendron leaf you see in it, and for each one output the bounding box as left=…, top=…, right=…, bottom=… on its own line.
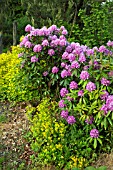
left=83, top=98, right=86, bottom=104
left=97, top=138, right=102, bottom=145
left=96, top=74, right=100, bottom=80
left=56, top=74, right=59, bottom=79
left=95, top=93, right=99, bottom=99
left=107, top=117, right=113, bottom=126
left=103, top=117, right=107, bottom=130
left=83, top=81, right=88, bottom=89
left=60, top=80, right=64, bottom=86
left=106, top=110, right=111, bottom=117
left=94, top=138, right=97, bottom=149
left=112, top=112, right=113, bottom=120
left=78, top=80, right=84, bottom=85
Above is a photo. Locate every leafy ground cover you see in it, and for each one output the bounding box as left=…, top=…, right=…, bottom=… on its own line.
left=0, top=102, right=113, bottom=170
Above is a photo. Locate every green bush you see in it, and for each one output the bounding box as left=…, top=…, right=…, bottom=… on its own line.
left=26, top=98, right=99, bottom=169
left=69, top=2, right=113, bottom=47
left=0, top=45, right=40, bottom=102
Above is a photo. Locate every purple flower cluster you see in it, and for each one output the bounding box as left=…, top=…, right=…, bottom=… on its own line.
left=80, top=71, right=90, bottom=80
left=106, top=95, right=113, bottom=111
left=90, top=129, right=99, bottom=138
left=78, top=53, right=86, bottom=63
left=59, top=100, right=66, bottom=108
left=68, top=53, right=75, bottom=62
left=86, top=49, right=94, bottom=56
left=61, top=70, right=68, bottom=78
left=31, top=56, right=38, bottom=62
left=25, top=24, right=32, bottom=32
left=48, top=49, right=55, bottom=56
left=62, top=52, right=68, bottom=59
left=43, top=71, right=48, bottom=76
left=101, top=78, right=110, bottom=86
left=100, top=104, right=108, bottom=115
left=98, top=45, right=106, bottom=53
left=33, top=44, right=42, bottom=52
left=69, top=81, right=78, bottom=89
left=61, top=110, right=68, bottom=119
left=78, top=90, right=84, bottom=97
left=52, top=66, right=59, bottom=73
left=86, top=82, right=96, bottom=92
left=42, top=39, right=49, bottom=47
left=71, top=61, right=80, bottom=69
left=60, top=88, right=68, bottom=97
left=67, top=116, right=76, bottom=124
left=107, top=40, right=113, bottom=47
left=25, top=41, right=32, bottom=48
left=100, top=90, right=109, bottom=101
left=85, top=116, right=94, bottom=124
left=61, top=62, right=66, bottom=68
left=101, top=95, right=113, bottom=114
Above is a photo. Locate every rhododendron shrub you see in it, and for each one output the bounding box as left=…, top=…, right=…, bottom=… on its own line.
left=19, top=24, right=113, bottom=150
left=58, top=41, right=113, bottom=149
left=19, top=24, right=68, bottom=99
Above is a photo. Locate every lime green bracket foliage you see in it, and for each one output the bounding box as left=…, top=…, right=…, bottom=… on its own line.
left=0, top=45, right=40, bottom=102
left=25, top=98, right=87, bottom=169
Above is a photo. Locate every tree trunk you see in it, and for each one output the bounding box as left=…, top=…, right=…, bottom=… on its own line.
left=13, top=21, right=17, bottom=46
left=0, top=31, right=3, bottom=54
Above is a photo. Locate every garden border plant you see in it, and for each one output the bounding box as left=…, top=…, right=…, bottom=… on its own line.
left=1, top=24, right=113, bottom=169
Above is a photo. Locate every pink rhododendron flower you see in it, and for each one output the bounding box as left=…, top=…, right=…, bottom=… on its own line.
left=25, top=41, right=32, bottom=48
left=69, top=81, right=78, bottom=89
left=78, top=90, right=84, bottom=97
left=61, top=70, right=68, bottom=78
left=42, top=39, right=49, bottom=47
left=90, top=129, right=99, bottom=138
left=80, top=71, right=90, bottom=80
left=60, top=88, right=68, bottom=97
left=86, top=82, right=96, bottom=92
left=52, top=66, right=59, bottom=73
left=101, top=78, right=110, bottom=86
left=33, top=44, right=42, bottom=52
left=31, top=56, right=38, bottom=62
left=43, top=71, right=48, bottom=76
left=98, top=45, right=106, bottom=53
left=48, top=49, right=55, bottom=56
left=67, top=116, right=76, bottom=124
left=25, top=24, right=32, bottom=32
left=61, top=110, right=68, bottom=119
left=59, top=100, right=66, bottom=108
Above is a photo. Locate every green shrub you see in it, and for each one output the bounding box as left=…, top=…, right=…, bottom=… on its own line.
left=0, top=45, right=40, bottom=102
left=26, top=98, right=98, bottom=169
left=69, top=2, right=113, bottom=47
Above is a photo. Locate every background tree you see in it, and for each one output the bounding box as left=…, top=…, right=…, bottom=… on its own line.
left=0, top=0, right=113, bottom=49
left=0, top=0, right=31, bottom=50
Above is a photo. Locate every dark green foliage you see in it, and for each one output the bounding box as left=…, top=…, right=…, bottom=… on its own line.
left=1, top=0, right=113, bottom=49
left=0, top=0, right=31, bottom=49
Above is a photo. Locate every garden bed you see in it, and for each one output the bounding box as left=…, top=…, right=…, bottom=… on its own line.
left=0, top=102, right=113, bottom=170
